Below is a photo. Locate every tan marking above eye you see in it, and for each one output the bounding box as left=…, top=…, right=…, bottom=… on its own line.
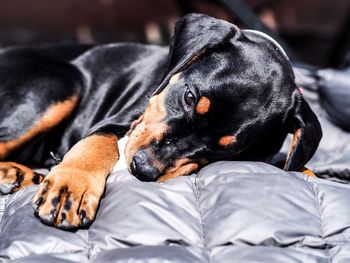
left=196, top=96, right=211, bottom=114
left=219, top=135, right=237, bottom=147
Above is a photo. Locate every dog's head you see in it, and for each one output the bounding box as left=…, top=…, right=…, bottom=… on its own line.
left=125, top=13, right=322, bottom=182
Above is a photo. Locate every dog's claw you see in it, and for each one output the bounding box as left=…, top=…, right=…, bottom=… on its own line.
left=79, top=210, right=86, bottom=222
left=32, top=168, right=103, bottom=230
left=33, top=196, right=43, bottom=212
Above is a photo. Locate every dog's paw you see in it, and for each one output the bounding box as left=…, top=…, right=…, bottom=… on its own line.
left=0, top=162, right=44, bottom=194
left=32, top=166, right=105, bottom=230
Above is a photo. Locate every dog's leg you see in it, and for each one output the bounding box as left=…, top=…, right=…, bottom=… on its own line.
left=32, top=133, right=119, bottom=230
left=0, top=162, right=44, bottom=194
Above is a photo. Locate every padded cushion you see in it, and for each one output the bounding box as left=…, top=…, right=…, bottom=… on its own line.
left=1, top=161, right=350, bottom=262
left=318, top=66, right=350, bottom=130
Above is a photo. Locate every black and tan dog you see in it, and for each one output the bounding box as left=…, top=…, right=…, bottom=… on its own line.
left=0, top=14, right=322, bottom=229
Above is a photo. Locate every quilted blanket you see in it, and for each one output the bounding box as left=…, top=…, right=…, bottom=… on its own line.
left=1, top=160, right=350, bottom=262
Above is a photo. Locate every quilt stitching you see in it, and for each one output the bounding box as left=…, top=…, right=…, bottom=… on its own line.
left=0, top=195, right=6, bottom=236
left=191, top=174, right=211, bottom=263
left=307, top=180, right=332, bottom=263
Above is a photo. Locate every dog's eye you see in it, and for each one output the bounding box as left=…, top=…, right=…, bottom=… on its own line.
left=184, top=88, right=196, bottom=107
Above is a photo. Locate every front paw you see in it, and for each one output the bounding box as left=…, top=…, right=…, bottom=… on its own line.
left=32, top=167, right=106, bottom=230
left=0, top=162, right=43, bottom=194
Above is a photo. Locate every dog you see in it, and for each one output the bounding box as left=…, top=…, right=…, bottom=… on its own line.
left=0, top=13, right=322, bottom=230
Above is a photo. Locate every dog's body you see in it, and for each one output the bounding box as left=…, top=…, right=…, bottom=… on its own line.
left=0, top=14, right=322, bottom=230
left=0, top=43, right=168, bottom=166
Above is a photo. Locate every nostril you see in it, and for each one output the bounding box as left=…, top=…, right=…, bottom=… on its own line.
left=130, top=157, right=139, bottom=175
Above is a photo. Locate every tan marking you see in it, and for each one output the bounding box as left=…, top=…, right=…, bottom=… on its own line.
left=169, top=73, right=181, bottom=85
left=284, top=128, right=302, bottom=170
left=219, top=135, right=237, bottom=147
left=0, top=162, right=44, bottom=193
left=301, top=167, right=316, bottom=177
left=196, top=96, right=211, bottom=114
left=157, top=159, right=199, bottom=182
left=125, top=90, right=168, bottom=166
left=34, top=134, right=119, bottom=227
left=127, top=114, right=144, bottom=136
left=59, top=134, right=119, bottom=174
left=0, top=95, right=79, bottom=160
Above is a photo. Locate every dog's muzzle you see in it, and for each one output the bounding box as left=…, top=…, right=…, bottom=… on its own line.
left=130, top=150, right=161, bottom=182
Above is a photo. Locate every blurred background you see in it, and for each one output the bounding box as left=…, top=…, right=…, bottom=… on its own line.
left=0, top=0, right=349, bottom=67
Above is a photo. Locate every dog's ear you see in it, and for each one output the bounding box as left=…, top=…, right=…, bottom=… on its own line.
left=153, top=13, right=240, bottom=94
left=284, top=90, right=322, bottom=171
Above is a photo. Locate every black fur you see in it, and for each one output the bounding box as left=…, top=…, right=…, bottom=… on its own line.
left=0, top=13, right=322, bottom=181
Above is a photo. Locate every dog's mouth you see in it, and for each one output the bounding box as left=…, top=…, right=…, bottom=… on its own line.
left=126, top=149, right=200, bottom=182
left=156, top=160, right=200, bottom=182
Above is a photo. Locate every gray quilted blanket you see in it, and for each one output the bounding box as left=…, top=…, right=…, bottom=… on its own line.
left=1, top=161, right=350, bottom=263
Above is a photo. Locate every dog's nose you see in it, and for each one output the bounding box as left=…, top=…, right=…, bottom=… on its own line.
left=130, top=151, right=160, bottom=181
left=130, top=151, right=146, bottom=176
left=130, top=157, right=139, bottom=175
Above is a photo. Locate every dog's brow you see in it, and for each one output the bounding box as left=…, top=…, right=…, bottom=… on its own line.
left=219, top=135, right=237, bottom=147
